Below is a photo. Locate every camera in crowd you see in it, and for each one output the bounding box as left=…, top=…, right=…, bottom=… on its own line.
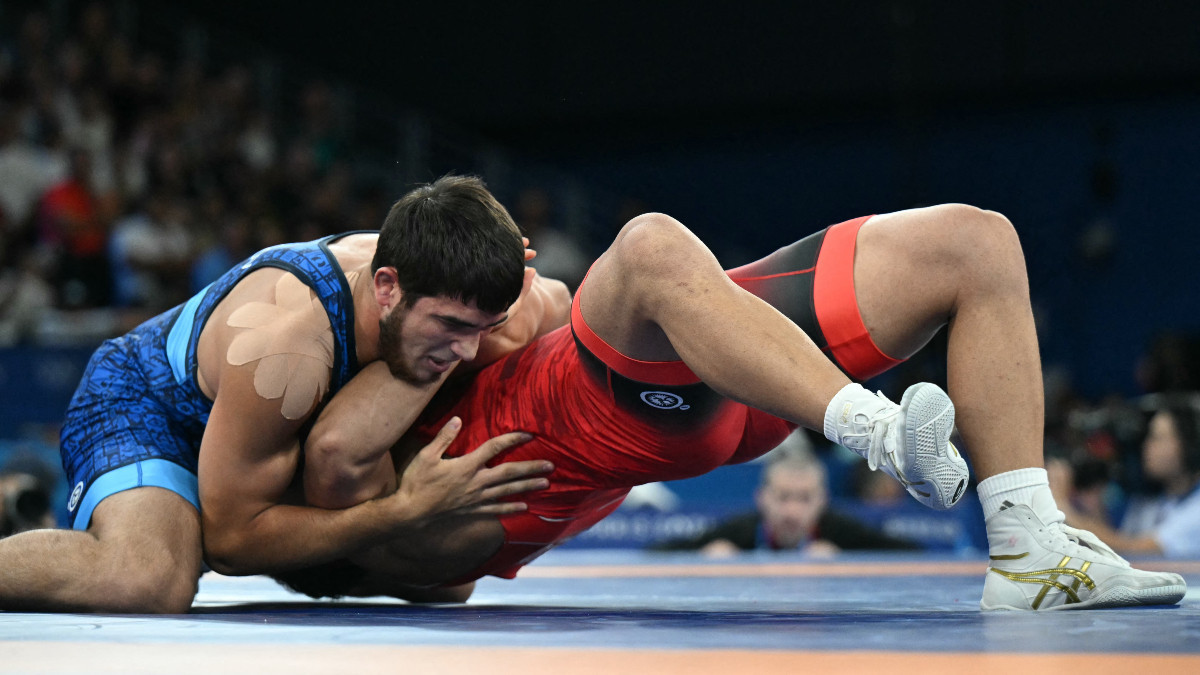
left=1055, top=392, right=1200, bottom=494
left=0, top=458, right=57, bottom=537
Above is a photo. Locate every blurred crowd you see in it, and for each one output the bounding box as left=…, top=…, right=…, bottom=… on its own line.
left=1042, top=333, right=1200, bottom=558
left=0, top=3, right=601, bottom=348
left=0, top=3, right=400, bottom=345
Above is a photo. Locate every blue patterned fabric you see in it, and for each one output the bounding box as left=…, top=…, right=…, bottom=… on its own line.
left=59, top=235, right=364, bottom=528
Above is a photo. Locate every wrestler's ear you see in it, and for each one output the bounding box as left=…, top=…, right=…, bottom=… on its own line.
left=373, top=266, right=404, bottom=310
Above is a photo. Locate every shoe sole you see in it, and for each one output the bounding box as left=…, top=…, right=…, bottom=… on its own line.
left=1068, top=582, right=1188, bottom=610
left=900, top=383, right=968, bottom=511
left=981, top=581, right=1187, bottom=611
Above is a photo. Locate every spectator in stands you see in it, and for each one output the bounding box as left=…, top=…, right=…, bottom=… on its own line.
left=0, top=102, right=67, bottom=237
left=108, top=189, right=193, bottom=312
left=189, top=193, right=256, bottom=293
left=1050, top=394, right=1200, bottom=558
left=654, top=445, right=919, bottom=557
left=1137, top=333, right=1200, bottom=394
left=37, top=146, right=111, bottom=308
left=296, top=80, right=346, bottom=174
left=0, top=234, right=54, bottom=346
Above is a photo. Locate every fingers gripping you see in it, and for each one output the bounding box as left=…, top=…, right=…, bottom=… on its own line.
left=471, top=431, right=534, bottom=466
left=478, top=459, right=552, bottom=487
left=478, top=474, right=551, bottom=501
left=402, top=418, right=550, bottom=519
left=418, top=416, right=463, bottom=461
left=468, top=434, right=551, bottom=503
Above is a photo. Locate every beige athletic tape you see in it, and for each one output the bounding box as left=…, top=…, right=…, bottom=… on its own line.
left=226, top=274, right=335, bottom=419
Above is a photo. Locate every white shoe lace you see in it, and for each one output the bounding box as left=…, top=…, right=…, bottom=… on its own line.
left=864, top=392, right=901, bottom=475
left=1057, top=522, right=1129, bottom=565
left=1043, top=518, right=1130, bottom=567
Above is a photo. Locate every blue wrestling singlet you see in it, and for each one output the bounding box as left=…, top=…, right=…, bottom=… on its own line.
left=59, top=234, right=366, bottom=529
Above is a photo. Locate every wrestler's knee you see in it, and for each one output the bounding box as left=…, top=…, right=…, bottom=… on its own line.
left=449, top=581, right=476, bottom=602
left=611, top=212, right=698, bottom=274
left=99, top=551, right=200, bottom=613
left=933, top=204, right=1020, bottom=260
left=421, top=581, right=475, bottom=603
left=950, top=205, right=1026, bottom=290
left=911, top=204, right=1027, bottom=289
left=608, top=212, right=725, bottom=309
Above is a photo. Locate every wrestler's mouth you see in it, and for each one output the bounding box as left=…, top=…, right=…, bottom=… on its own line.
left=427, top=355, right=455, bottom=372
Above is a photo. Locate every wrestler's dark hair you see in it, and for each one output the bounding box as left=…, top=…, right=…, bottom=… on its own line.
left=372, top=174, right=525, bottom=314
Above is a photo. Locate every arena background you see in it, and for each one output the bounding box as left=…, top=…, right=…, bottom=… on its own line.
left=1, top=0, right=1199, bottom=548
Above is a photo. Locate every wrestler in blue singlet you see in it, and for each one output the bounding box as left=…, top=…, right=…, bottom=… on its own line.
left=59, top=235, right=364, bottom=529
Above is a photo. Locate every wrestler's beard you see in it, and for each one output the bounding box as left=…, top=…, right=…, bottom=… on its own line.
left=378, top=304, right=440, bottom=386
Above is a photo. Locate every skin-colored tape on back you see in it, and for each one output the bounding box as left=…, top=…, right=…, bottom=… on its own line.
left=226, top=274, right=335, bottom=419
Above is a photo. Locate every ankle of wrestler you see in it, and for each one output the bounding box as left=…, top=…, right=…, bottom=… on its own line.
left=976, top=467, right=1063, bottom=522
left=821, top=382, right=895, bottom=463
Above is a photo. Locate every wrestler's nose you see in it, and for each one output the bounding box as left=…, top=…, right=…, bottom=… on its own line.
left=450, top=333, right=482, bottom=362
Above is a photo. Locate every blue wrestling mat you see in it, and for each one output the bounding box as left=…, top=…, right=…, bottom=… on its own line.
left=2, top=550, right=1198, bottom=674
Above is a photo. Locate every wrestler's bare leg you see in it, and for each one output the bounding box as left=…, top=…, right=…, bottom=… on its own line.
left=579, top=210, right=971, bottom=509
left=579, top=213, right=852, bottom=430
left=853, top=204, right=1043, bottom=480
left=0, top=488, right=202, bottom=613
left=580, top=206, right=1038, bottom=477
left=844, top=205, right=1183, bottom=610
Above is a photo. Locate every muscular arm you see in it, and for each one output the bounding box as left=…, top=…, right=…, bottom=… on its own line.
left=303, top=361, right=441, bottom=509
left=199, top=361, right=415, bottom=575
left=200, top=358, right=549, bottom=576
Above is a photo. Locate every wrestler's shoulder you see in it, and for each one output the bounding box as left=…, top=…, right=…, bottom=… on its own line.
left=326, top=232, right=379, bottom=268
left=210, top=267, right=325, bottom=325
left=198, top=267, right=336, bottom=402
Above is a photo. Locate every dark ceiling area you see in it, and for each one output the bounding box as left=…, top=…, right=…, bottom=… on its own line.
left=147, top=1, right=1200, bottom=152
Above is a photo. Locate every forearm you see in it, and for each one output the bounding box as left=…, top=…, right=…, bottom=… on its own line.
left=204, top=495, right=416, bottom=576
left=304, top=361, right=438, bottom=507
left=211, top=420, right=550, bottom=576
left=305, top=429, right=401, bottom=509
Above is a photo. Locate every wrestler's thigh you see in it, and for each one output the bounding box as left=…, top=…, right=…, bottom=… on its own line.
left=578, top=213, right=727, bottom=362
left=88, top=487, right=204, bottom=579
left=853, top=205, right=969, bottom=360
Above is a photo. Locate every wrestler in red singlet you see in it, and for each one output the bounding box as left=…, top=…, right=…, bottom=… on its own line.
left=411, top=216, right=906, bottom=583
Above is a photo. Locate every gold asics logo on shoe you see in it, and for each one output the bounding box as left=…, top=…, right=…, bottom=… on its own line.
left=987, top=555, right=1095, bottom=609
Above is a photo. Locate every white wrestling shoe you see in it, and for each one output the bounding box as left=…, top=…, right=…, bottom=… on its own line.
left=826, top=382, right=968, bottom=511
left=981, top=492, right=1187, bottom=611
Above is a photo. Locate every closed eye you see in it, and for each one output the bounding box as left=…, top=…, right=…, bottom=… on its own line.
left=436, top=314, right=508, bottom=332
